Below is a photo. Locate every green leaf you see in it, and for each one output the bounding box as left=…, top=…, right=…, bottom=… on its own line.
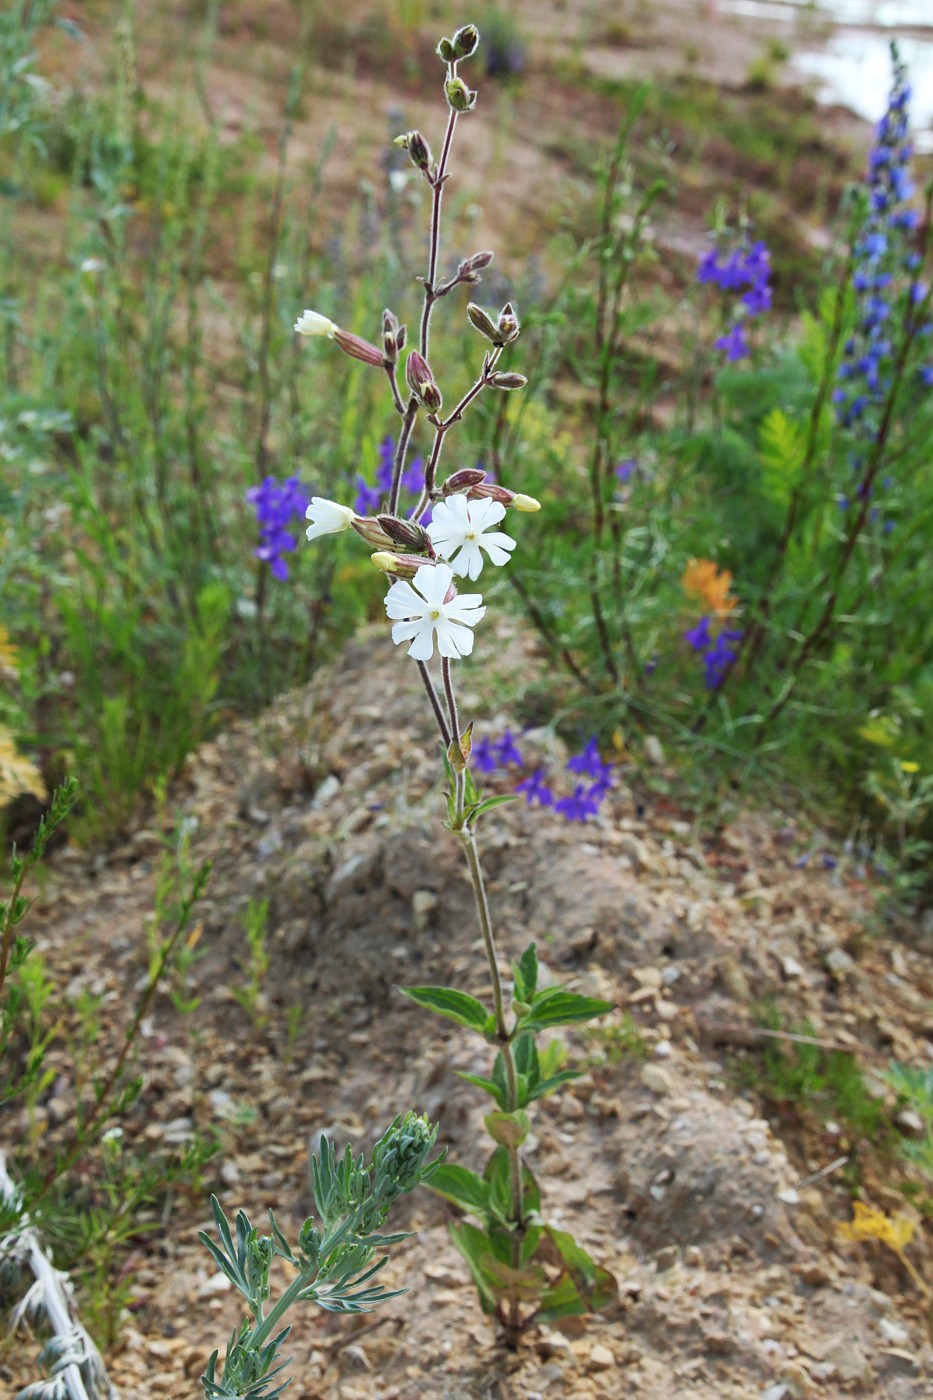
left=481, top=1254, right=547, bottom=1301
left=449, top=1222, right=501, bottom=1316
left=758, top=407, right=805, bottom=507
left=527, top=1069, right=584, bottom=1103
left=484, top=1110, right=531, bottom=1150
left=542, top=1225, right=618, bottom=1315
left=484, top=1147, right=541, bottom=1221
left=463, top=793, right=517, bottom=824
left=428, top=1164, right=491, bottom=1222
left=513, top=943, right=538, bottom=1003
left=402, top=986, right=492, bottom=1035
left=516, top=988, right=614, bottom=1034
left=455, top=1070, right=507, bottom=1108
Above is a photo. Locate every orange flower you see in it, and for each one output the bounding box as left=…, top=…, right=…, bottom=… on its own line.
left=681, top=558, right=737, bottom=614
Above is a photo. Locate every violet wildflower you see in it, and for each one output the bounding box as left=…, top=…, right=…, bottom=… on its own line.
left=834, top=48, right=927, bottom=531
left=701, top=628, right=744, bottom=690
left=247, top=474, right=311, bottom=581
left=698, top=236, right=772, bottom=362
left=567, top=736, right=611, bottom=781
left=515, top=769, right=554, bottom=807
left=684, top=615, right=713, bottom=652
left=493, top=730, right=524, bottom=767
left=554, top=784, right=600, bottom=823
left=472, top=736, right=498, bottom=774
left=615, top=458, right=636, bottom=483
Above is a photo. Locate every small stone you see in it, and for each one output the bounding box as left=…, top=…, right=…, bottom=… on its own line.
left=761, top=1386, right=790, bottom=1400
left=720, top=956, right=751, bottom=1001
left=654, top=1246, right=678, bottom=1273
left=825, top=946, right=856, bottom=976
left=824, top=1339, right=872, bottom=1385
left=641, top=1064, right=673, bottom=1096
left=412, top=889, right=437, bottom=932
left=879, top=1318, right=911, bottom=1347
left=654, top=1039, right=673, bottom=1058
left=620, top=835, right=652, bottom=875
left=340, top=1344, right=372, bottom=1375
left=781, top=956, right=804, bottom=980
left=588, top=1344, right=615, bottom=1372
left=684, top=1246, right=703, bottom=1268
left=895, top=1108, right=925, bottom=1138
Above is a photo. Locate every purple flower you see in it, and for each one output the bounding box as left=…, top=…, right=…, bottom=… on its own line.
left=702, top=628, right=743, bottom=690
left=494, top=730, right=524, bottom=767
left=247, top=474, right=311, bottom=580
left=516, top=769, right=554, bottom=807
left=554, top=784, right=600, bottom=822
left=615, top=458, right=637, bottom=482
left=567, top=736, right=611, bottom=782
left=472, top=737, right=498, bottom=774
left=684, top=616, right=713, bottom=652
left=353, top=474, right=383, bottom=515
left=715, top=322, right=751, bottom=362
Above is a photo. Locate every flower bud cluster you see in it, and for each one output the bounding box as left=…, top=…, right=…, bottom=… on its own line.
left=405, top=348, right=443, bottom=412
left=467, top=300, right=521, bottom=347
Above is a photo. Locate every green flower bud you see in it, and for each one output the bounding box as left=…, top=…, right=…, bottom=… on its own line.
left=445, top=76, right=477, bottom=114
left=452, top=24, right=480, bottom=60
left=467, top=302, right=500, bottom=342
left=436, top=36, right=456, bottom=62
left=395, top=129, right=432, bottom=172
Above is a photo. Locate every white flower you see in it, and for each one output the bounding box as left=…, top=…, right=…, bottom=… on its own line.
left=426, top=494, right=516, bottom=580
left=384, top=562, right=485, bottom=662
left=305, top=497, right=355, bottom=541
left=294, top=309, right=338, bottom=337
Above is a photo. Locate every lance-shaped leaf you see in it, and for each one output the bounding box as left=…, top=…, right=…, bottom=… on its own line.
left=402, top=985, right=494, bottom=1036
left=515, top=987, right=614, bottom=1034
left=449, top=1222, right=502, bottom=1316
left=512, top=943, right=538, bottom=1004
left=427, top=1163, right=492, bottom=1222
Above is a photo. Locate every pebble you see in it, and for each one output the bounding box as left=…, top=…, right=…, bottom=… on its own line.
left=781, top=956, right=804, bottom=979
left=825, top=946, right=856, bottom=976
left=641, top=1064, right=673, bottom=1096
left=588, top=1344, right=615, bottom=1372
left=620, top=835, right=652, bottom=875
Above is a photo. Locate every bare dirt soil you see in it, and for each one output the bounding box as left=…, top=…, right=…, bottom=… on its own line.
left=5, top=613, right=933, bottom=1398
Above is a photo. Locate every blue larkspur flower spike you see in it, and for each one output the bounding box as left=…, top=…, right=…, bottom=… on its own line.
left=698, top=234, right=772, bottom=362
left=248, top=474, right=311, bottom=580
left=833, top=47, right=926, bottom=533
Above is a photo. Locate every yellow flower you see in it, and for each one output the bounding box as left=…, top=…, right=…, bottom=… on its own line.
left=681, top=558, right=737, bottom=614
left=900, top=760, right=920, bottom=774
left=0, top=725, right=46, bottom=804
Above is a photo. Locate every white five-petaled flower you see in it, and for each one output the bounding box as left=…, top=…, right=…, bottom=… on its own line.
left=305, top=497, right=356, bottom=541
left=426, top=494, right=516, bottom=580
left=384, top=562, right=485, bottom=662
left=294, top=309, right=338, bottom=338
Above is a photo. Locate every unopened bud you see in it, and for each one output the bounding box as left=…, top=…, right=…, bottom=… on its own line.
left=512, top=493, right=541, bottom=512
left=333, top=327, right=387, bottom=368
left=445, top=77, right=477, bottom=114
left=395, top=129, right=432, bottom=172
left=471, top=482, right=514, bottom=506
left=459, top=250, right=494, bottom=284
left=436, top=36, right=455, bottom=62
left=452, top=24, right=480, bottom=59
left=467, top=302, right=500, bottom=341
left=371, top=551, right=427, bottom=580
left=376, top=513, right=430, bottom=551
left=405, top=349, right=443, bottom=412
left=488, top=371, right=527, bottom=391
left=382, top=308, right=402, bottom=363
left=497, top=302, right=520, bottom=343
left=352, top=517, right=395, bottom=549
left=443, top=468, right=487, bottom=494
